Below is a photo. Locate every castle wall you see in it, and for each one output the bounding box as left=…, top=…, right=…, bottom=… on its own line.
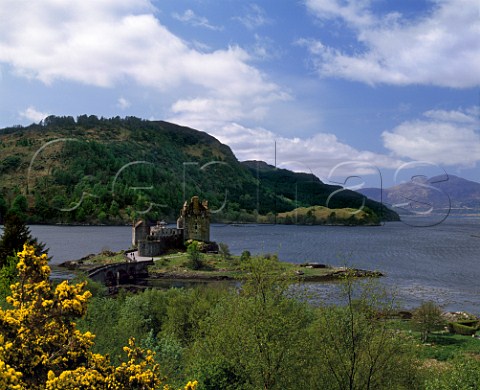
left=150, top=227, right=183, bottom=237
left=138, top=240, right=164, bottom=257
left=138, top=233, right=184, bottom=257
left=132, top=222, right=149, bottom=246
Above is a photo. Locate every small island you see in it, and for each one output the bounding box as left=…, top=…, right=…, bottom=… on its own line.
left=61, top=247, right=382, bottom=286
left=60, top=196, right=383, bottom=287
left=274, top=205, right=382, bottom=226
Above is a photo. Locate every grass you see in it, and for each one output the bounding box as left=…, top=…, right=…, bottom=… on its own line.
left=147, top=251, right=380, bottom=281
left=75, top=251, right=127, bottom=268
left=387, top=319, right=480, bottom=362
left=74, top=248, right=382, bottom=282
left=417, top=332, right=480, bottom=361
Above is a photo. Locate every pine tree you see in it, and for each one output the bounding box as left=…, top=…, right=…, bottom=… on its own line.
left=0, top=210, right=48, bottom=268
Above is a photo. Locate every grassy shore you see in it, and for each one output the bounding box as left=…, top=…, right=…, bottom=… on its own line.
left=63, top=249, right=382, bottom=282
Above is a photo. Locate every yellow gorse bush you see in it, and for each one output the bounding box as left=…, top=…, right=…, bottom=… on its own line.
left=0, top=244, right=197, bottom=390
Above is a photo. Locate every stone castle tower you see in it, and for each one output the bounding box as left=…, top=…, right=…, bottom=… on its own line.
left=132, top=196, right=211, bottom=257
left=177, top=196, right=210, bottom=242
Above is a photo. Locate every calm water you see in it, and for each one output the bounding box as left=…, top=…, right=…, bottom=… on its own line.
left=1, top=217, right=479, bottom=314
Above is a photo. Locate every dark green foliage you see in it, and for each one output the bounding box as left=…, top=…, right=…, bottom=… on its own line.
left=0, top=211, right=48, bottom=266
left=142, top=330, right=185, bottom=383
left=10, top=195, right=28, bottom=218
left=0, top=155, right=22, bottom=173
left=0, top=115, right=398, bottom=224
left=240, top=250, right=251, bottom=262
left=192, top=357, right=250, bottom=390
left=0, top=194, right=7, bottom=222
left=241, top=160, right=398, bottom=220
left=0, top=210, right=49, bottom=305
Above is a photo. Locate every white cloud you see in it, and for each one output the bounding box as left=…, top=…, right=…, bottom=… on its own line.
left=235, top=4, right=272, bottom=30
left=305, top=0, right=374, bottom=27
left=382, top=107, right=480, bottom=167
left=167, top=117, right=403, bottom=180
left=0, top=0, right=284, bottom=123
left=251, top=34, right=282, bottom=61
left=117, top=97, right=131, bottom=109
left=304, top=0, right=480, bottom=88
left=19, top=106, right=49, bottom=123
left=172, top=9, right=222, bottom=31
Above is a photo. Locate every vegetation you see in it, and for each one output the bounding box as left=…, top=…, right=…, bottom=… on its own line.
left=0, top=244, right=197, bottom=389
left=186, top=241, right=204, bottom=270
left=218, top=242, right=232, bottom=261
left=0, top=115, right=398, bottom=225
left=412, top=301, right=445, bottom=342
left=275, top=205, right=382, bottom=225
left=448, top=321, right=478, bottom=336
left=1, top=242, right=479, bottom=388
left=131, top=250, right=379, bottom=282
left=0, top=210, right=49, bottom=301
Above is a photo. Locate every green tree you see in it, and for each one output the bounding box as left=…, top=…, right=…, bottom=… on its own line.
left=0, top=193, right=7, bottom=222
left=412, top=301, right=445, bottom=342
left=240, top=250, right=251, bottom=262
left=218, top=242, right=232, bottom=261
left=33, top=193, right=51, bottom=222
left=109, top=200, right=120, bottom=218
left=191, top=256, right=313, bottom=389
left=0, top=211, right=48, bottom=266
left=10, top=194, right=28, bottom=219
left=307, top=273, right=419, bottom=389
left=187, top=241, right=203, bottom=270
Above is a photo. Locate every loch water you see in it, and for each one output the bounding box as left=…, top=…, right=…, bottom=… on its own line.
left=1, top=217, right=478, bottom=314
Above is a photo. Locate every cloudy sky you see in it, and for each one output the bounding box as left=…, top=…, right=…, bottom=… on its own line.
left=0, top=0, right=479, bottom=187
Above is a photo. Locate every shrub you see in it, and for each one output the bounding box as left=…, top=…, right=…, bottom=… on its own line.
left=218, top=242, right=232, bottom=261
left=412, top=301, right=445, bottom=342
left=240, top=250, right=251, bottom=262
left=448, top=322, right=478, bottom=336
left=0, top=244, right=196, bottom=390
left=187, top=241, right=203, bottom=270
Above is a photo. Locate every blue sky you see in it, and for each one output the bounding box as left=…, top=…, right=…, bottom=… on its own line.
left=0, top=0, right=479, bottom=187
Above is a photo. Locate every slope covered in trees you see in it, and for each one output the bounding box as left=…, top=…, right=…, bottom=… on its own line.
left=0, top=115, right=398, bottom=224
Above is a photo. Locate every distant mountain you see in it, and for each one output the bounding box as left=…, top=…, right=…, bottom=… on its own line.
left=358, top=175, right=480, bottom=215
left=0, top=115, right=398, bottom=224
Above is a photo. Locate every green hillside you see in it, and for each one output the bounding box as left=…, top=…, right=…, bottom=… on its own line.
left=241, top=160, right=399, bottom=221
left=0, top=115, right=398, bottom=224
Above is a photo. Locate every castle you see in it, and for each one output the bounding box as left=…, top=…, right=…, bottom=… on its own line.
left=132, top=196, right=211, bottom=257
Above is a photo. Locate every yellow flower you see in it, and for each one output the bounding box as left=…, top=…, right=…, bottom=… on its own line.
left=0, top=244, right=194, bottom=389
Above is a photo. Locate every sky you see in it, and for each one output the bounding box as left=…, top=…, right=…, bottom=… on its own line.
left=0, top=0, right=479, bottom=188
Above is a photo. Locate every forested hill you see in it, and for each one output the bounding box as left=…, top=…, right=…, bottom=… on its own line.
left=0, top=115, right=398, bottom=224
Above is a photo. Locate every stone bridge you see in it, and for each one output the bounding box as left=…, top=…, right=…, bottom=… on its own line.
left=87, top=259, right=154, bottom=286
